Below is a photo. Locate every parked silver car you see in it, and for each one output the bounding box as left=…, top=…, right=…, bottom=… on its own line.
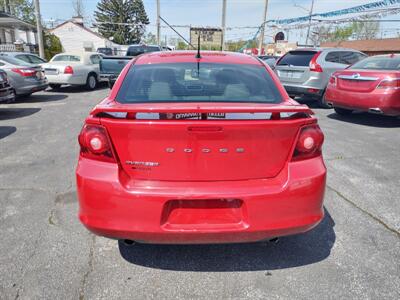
left=0, top=55, right=48, bottom=97
left=275, top=48, right=367, bottom=107
left=0, top=52, right=47, bottom=65
left=43, top=52, right=105, bottom=90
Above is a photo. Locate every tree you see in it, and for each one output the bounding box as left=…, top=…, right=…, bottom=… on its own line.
left=7, top=0, right=35, bottom=24
left=95, top=0, right=149, bottom=45
left=310, top=18, right=379, bottom=45
left=44, top=33, right=62, bottom=60
left=176, top=40, right=188, bottom=50
left=226, top=40, right=257, bottom=52
left=142, top=32, right=156, bottom=45
left=72, top=0, right=85, bottom=17
left=351, top=18, right=379, bottom=40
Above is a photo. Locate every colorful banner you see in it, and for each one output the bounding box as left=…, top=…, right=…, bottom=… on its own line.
left=270, top=0, right=400, bottom=25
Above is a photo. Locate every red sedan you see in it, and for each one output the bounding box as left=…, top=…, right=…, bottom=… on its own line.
left=325, top=54, right=400, bottom=116
left=76, top=51, right=326, bottom=244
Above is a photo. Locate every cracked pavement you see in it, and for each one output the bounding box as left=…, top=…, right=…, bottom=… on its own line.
left=0, top=88, right=399, bottom=299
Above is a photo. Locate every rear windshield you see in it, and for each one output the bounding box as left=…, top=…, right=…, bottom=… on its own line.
left=97, top=48, right=113, bottom=55
left=52, top=55, right=81, bottom=62
left=277, top=51, right=317, bottom=67
left=0, top=56, right=28, bottom=66
left=116, top=63, right=282, bottom=104
left=126, top=46, right=160, bottom=56
left=350, top=56, right=400, bottom=70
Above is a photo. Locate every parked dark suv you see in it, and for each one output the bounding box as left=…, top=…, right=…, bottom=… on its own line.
left=275, top=48, right=367, bottom=107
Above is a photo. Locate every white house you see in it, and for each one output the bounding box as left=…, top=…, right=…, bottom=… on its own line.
left=50, top=17, right=120, bottom=53
left=0, top=12, right=37, bottom=52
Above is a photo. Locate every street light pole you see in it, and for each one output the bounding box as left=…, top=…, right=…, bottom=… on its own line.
left=156, top=0, right=161, bottom=46
left=34, top=0, right=45, bottom=58
left=258, top=0, right=269, bottom=55
left=305, top=0, right=315, bottom=46
left=221, top=0, right=227, bottom=51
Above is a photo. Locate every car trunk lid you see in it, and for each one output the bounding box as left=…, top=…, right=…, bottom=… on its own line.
left=336, top=70, right=399, bottom=92
left=94, top=102, right=314, bottom=181
left=44, top=62, right=79, bottom=75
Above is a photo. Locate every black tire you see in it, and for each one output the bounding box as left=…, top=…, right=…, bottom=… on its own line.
left=7, top=89, right=16, bottom=103
left=317, top=90, right=332, bottom=109
left=49, top=84, right=61, bottom=90
left=86, top=74, right=97, bottom=90
left=334, top=107, right=353, bottom=116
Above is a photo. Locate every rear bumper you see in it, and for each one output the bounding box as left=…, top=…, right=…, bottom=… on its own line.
left=14, top=79, right=48, bottom=95
left=283, top=84, right=324, bottom=98
left=77, top=157, right=327, bottom=244
left=46, top=74, right=86, bottom=85
left=325, top=87, right=400, bottom=116
left=0, top=86, right=15, bottom=103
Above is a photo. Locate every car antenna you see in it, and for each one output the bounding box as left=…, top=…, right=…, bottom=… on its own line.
left=196, top=34, right=201, bottom=59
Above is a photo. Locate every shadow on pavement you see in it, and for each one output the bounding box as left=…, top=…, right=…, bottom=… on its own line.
left=47, top=83, right=109, bottom=94
left=118, top=208, right=335, bottom=272
left=0, top=126, right=16, bottom=139
left=327, top=112, right=400, bottom=128
left=0, top=107, right=41, bottom=121
left=15, top=93, right=68, bottom=103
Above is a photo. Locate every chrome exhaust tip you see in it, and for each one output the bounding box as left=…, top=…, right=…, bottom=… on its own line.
left=369, top=108, right=383, bottom=114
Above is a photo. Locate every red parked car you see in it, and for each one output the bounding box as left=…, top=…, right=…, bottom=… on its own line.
left=325, top=54, right=400, bottom=116
left=76, top=51, right=326, bottom=244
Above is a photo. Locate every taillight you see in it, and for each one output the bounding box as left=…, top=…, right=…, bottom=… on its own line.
left=78, top=124, right=116, bottom=163
left=11, top=68, right=36, bottom=77
left=64, top=66, right=74, bottom=74
left=377, top=78, right=400, bottom=89
left=329, top=75, right=337, bottom=87
left=292, top=124, right=324, bottom=161
left=309, top=51, right=323, bottom=73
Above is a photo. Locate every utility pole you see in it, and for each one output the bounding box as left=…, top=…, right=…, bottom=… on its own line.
left=3, top=0, right=9, bottom=13
left=305, top=0, right=315, bottom=46
left=221, top=0, right=227, bottom=51
left=156, top=0, right=161, bottom=46
left=258, top=0, right=269, bottom=55
left=34, top=0, right=45, bottom=59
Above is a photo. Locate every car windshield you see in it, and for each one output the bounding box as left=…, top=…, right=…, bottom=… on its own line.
left=350, top=56, right=400, bottom=70
left=277, top=51, right=317, bottom=67
left=52, top=55, right=81, bottom=62
left=0, top=55, right=29, bottom=66
left=116, top=63, right=282, bottom=104
left=126, top=46, right=160, bottom=56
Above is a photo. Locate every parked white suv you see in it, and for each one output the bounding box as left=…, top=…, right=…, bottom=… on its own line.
left=275, top=48, right=367, bottom=107
left=43, top=52, right=105, bottom=90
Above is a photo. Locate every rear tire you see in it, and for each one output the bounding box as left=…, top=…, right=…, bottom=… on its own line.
left=86, top=74, right=97, bottom=90
left=317, top=90, right=331, bottom=109
left=49, top=84, right=61, bottom=90
left=334, top=107, right=353, bottom=116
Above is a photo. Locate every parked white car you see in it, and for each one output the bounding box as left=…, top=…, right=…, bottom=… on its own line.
left=43, top=52, right=104, bottom=90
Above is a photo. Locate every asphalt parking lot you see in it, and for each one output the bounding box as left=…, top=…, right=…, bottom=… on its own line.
left=1, top=87, right=399, bottom=300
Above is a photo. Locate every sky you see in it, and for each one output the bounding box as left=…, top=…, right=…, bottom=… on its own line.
left=39, top=0, right=400, bottom=44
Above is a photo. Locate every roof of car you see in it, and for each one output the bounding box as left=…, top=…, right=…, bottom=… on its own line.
left=0, top=52, right=39, bottom=56
left=135, top=51, right=261, bottom=65
left=290, top=47, right=363, bottom=52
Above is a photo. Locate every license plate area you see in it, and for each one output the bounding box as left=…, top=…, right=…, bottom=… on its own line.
left=44, top=68, right=58, bottom=75
left=161, top=199, right=248, bottom=231
left=278, top=70, right=303, bottom=79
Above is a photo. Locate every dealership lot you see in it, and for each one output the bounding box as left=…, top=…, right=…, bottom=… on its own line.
left=0, top=88, right=399, bottom=299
